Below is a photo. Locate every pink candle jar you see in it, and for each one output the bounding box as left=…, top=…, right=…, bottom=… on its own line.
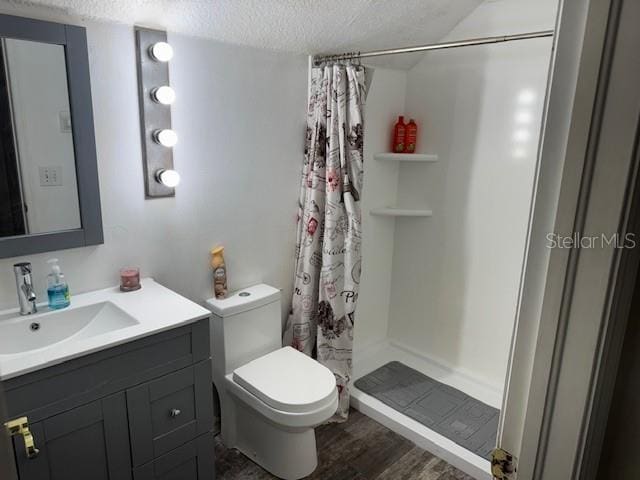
left=120, top=267, right=141, bottom=292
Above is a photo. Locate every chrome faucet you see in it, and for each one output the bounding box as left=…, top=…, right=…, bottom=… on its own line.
left=13, top=262, right=37, bottom=315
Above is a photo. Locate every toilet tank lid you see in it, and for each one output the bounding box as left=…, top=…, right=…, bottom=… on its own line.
left=205, top=284, right=281, bottom=317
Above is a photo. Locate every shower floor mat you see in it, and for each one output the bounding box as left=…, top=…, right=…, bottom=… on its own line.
left=354, top=361, right=499, bottom=459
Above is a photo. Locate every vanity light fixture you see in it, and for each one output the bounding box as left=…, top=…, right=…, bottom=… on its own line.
left=153, top=129, right=178, bottom=147
left=149, top=41, right=173, bottom=62
left=155, top=169, right=181, bottom=187
left=151, top=85, right=176, bottom=105
left=136, top=27, right=177, bottom=198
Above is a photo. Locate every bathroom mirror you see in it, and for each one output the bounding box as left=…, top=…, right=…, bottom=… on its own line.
left=0, top=14, right=102, bottom=258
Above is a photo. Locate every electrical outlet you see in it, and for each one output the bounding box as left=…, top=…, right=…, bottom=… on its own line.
left=39, top=166, right=63, bottom=186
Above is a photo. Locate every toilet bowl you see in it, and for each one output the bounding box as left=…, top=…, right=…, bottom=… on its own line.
left=206, top=285, right=338, bottom=480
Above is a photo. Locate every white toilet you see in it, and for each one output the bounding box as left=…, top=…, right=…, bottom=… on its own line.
left=206, top=284, right=338, bottom=480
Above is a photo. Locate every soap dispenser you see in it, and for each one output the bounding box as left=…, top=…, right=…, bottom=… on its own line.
left=47, top=258, right=70, bottom=309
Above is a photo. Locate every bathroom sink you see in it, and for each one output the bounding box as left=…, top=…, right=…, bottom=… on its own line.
left=0, top=301, right=139, bottom=355
left=0, top=278, right=210, bottom=380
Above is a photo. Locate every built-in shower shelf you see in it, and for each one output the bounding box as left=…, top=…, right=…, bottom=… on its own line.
left=374, top=153, right=438, bottom=163
left=370, top=207, right=433, bottom=217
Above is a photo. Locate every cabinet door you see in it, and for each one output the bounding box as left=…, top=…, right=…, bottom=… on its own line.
left=127, top=362, right=213, bottom=466
left=13, top=393, right=131, bottom=480
left=133, top=434, right=214, bottom=480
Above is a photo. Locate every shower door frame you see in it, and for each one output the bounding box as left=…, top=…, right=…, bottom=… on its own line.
left=499, top=0, right=640, bottom=478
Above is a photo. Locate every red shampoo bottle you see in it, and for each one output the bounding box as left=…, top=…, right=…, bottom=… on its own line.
left=405, top=119, right=418, bottom=153
left=392, top=116, right=406, bottom=153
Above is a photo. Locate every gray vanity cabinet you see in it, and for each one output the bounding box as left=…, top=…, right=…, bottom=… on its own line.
left=4, top=319, right=214, bottom=480
left=13, top=394, right=132, bottom=480
left=132, top=435, right=215, bottom=480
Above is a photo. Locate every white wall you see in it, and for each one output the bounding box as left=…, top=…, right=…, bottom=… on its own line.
left=5, top=39, right=81, bottom=234
left=355, top=67, right=406, bottom=352
left=386, top=0, right=557, bottom=390
left=0, top=17, right=308, bottom=317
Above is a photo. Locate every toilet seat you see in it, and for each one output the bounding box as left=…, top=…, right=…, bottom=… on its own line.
left=232, top=346, right=337, bottom=414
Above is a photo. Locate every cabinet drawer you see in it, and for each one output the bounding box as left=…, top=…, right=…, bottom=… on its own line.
left=128, top=361, right=213, bottom=466
left=133, top=434, right=214, bottom=480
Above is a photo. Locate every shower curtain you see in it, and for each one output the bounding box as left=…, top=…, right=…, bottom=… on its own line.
left=283, top=63, right=369, bottom=421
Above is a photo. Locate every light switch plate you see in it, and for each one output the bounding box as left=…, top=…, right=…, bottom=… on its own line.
left=39, top=166, right=63, bottom=186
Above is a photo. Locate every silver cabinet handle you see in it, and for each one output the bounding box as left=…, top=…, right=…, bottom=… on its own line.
left=170, top=408, right=181, bottom=418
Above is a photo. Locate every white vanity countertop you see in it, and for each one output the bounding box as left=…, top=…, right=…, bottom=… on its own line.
left=0, top=278, right=210, bottom=380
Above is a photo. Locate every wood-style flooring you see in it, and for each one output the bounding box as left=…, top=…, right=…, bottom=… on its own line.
left=214, top=409, right=476, bottom=480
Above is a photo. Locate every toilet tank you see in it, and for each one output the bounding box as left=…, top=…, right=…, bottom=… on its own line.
left=206, top=284, right=282, bottom=376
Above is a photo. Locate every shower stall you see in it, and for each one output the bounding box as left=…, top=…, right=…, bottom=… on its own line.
left=315, top=1, right=559, bottom=478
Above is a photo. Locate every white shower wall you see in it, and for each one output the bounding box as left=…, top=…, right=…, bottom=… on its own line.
left=356, top=67, right=406, bottom=352
left=357, top=0, right=557, bottom=394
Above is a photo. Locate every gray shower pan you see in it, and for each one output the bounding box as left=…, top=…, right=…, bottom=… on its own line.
left=354, top=361, right=499, bottom=459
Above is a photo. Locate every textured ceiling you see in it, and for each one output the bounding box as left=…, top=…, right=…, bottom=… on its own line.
left=3, top=0, right=482, bottom=60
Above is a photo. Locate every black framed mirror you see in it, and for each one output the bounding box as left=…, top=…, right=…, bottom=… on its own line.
left=0, top=14, right=102, bottom=258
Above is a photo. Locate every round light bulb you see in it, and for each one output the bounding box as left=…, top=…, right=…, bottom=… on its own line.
left=151, top=86, right=176, bottom=105
left=149, top=42, right=174, bottom=62
left=153, top=129, right=178, bottom=147
left=156, top=169, right=180, bottom=188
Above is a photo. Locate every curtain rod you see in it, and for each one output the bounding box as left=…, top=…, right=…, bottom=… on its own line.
left=313, top=30, right=554, bottom=65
